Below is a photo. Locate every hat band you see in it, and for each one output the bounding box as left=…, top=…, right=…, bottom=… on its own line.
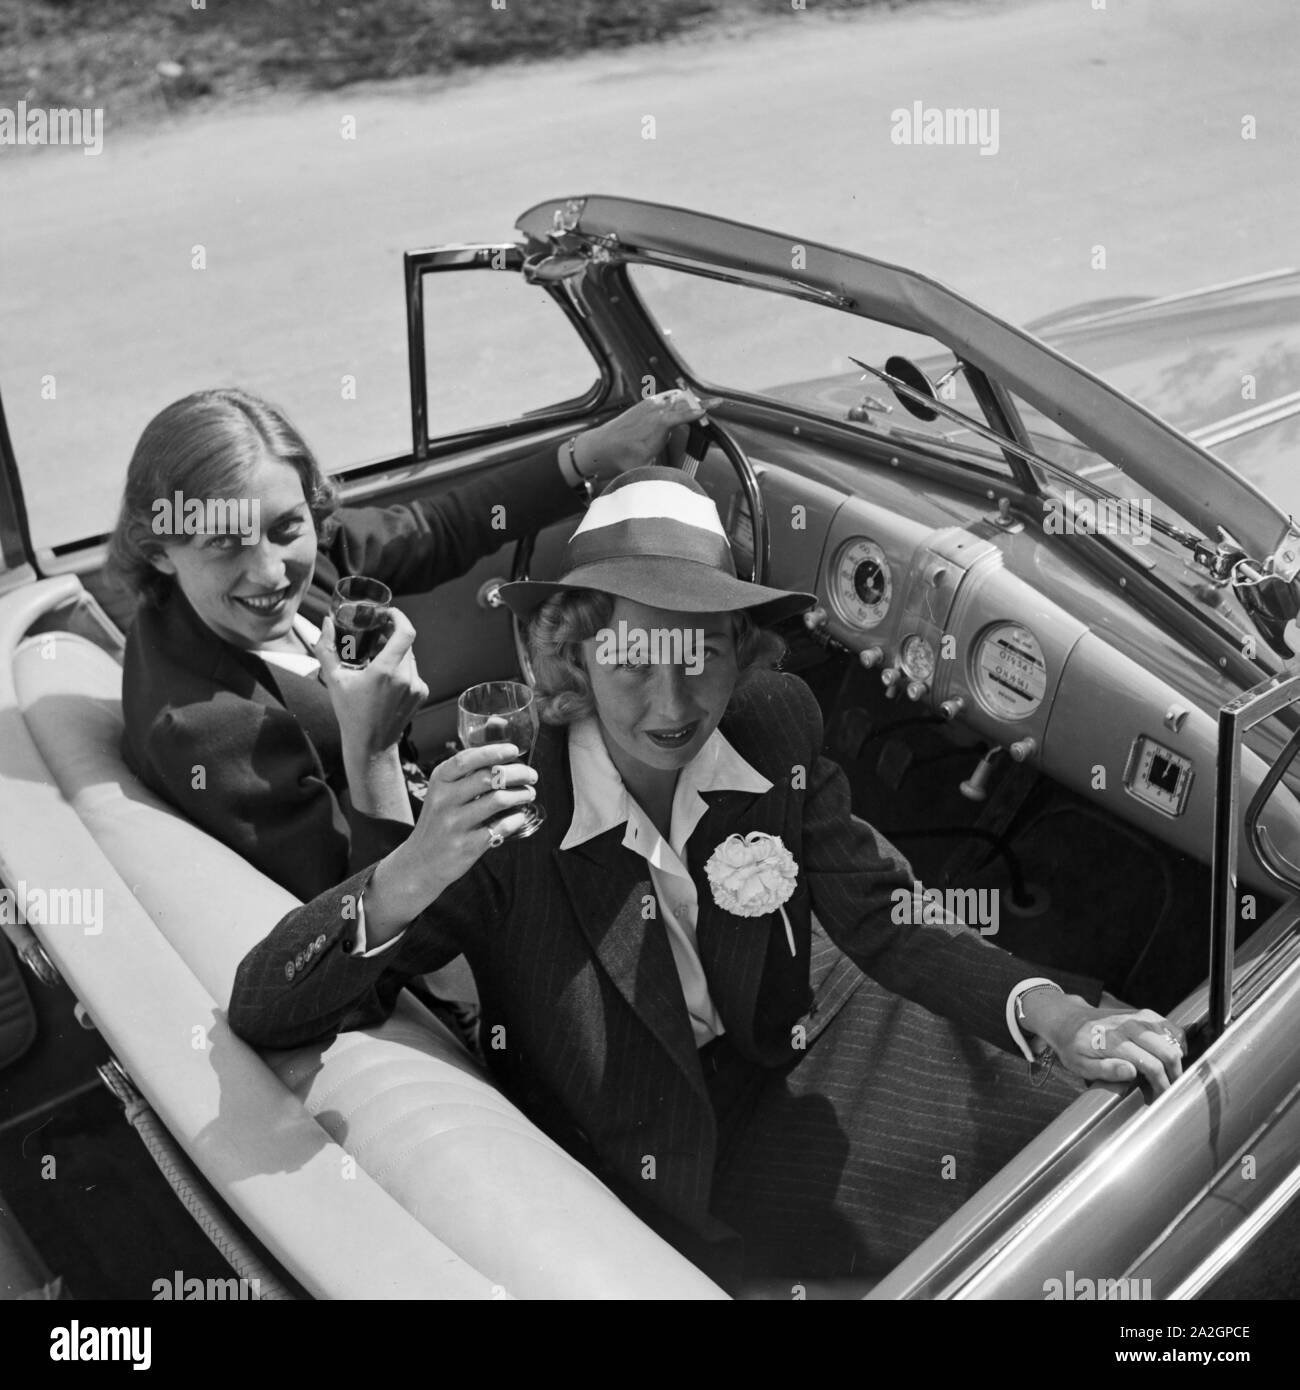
left=565, top=518, right=736, bottom=576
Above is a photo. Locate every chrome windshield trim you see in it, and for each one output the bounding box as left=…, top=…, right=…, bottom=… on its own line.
left=1189, top=391, right=1300, bottom=451
left=1051, top=268, right=1300, bottom=330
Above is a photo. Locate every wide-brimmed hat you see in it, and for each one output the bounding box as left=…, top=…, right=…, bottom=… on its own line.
left=498, top=467, right=816, bottom=625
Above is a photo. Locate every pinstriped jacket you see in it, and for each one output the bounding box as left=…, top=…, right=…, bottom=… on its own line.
left=228, top=668, right=1100, bottom=1240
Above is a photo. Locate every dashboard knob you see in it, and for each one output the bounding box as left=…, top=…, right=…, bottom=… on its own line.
left=906, top=680, right=929, bottom=702
left=858, top=646, right=886, bottom=669
left=939, top=697, right=965, bottom=721
left=880, top=666, right=902, bottom=686
left=803, top=606, right=828, bottom=631
left=1009, top=737, right=1038, bottom=763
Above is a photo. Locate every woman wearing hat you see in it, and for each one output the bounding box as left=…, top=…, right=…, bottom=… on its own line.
left=229, top=467, right=1187, bottom=1286
left=109, top=387, right=708, bottom=904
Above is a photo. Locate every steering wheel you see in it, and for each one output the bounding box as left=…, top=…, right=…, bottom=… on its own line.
left=495, top=414, right=770, bottom=685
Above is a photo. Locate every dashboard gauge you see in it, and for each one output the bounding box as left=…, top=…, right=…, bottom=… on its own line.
left=972, top=623, right=1047, bottom=719
left=830, top=538, right=892, bottom=629
left=900, top=635, right=936, bottom=683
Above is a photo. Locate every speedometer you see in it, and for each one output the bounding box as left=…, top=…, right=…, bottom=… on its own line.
left=830, top=538, right=892, bottom=629
left=972, top=623, right=1047, bottom=720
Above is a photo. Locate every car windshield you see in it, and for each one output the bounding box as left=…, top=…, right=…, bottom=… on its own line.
left=626, top=262, right=1016, bottom=478
left=626, top=262, right=1207, bottom=544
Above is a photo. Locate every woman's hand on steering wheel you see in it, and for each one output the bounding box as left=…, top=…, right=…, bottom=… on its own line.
left=575, top=388, right=723, bottom=476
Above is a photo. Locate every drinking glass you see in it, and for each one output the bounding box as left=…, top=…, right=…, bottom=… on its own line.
left=331, top=576, right=392, bottom=667
left=457, top=681, right=545, bottom=840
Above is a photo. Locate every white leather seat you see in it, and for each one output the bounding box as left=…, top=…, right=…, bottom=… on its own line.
left=0, top=580, right=723, bottom=1299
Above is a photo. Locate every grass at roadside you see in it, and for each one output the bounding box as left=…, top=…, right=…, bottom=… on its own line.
left=1, top=0, right=922, bottom=125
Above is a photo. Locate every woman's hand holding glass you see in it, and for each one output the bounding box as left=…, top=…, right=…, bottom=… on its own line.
left=317, top=607, right=428, bottom=823
left=457, top=682, right=545, bottom=840
left=317, top=607, right=429, bottom=757
left=361, top=745, right=539, bottom=948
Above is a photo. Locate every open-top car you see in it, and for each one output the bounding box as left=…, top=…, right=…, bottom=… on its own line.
left=3, top=195, right=1300, bottom=1300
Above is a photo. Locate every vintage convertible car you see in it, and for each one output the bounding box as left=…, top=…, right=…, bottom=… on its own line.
left=3, top=195, right=1300, bottom=1301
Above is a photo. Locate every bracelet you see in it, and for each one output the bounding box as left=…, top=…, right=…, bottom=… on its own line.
left=564, top=434, right=590, bottom=481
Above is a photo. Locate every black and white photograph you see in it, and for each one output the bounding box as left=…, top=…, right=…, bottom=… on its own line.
left=0, top=0, right=1297, bottom=1341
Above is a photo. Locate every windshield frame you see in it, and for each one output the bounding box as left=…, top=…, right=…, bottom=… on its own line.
left=517, top=195, right=1295, bottom=570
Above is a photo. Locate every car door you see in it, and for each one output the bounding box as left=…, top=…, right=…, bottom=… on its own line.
left=380, top=241, right=627, bottom=757
left=331, top=243, right=624, bottom=1019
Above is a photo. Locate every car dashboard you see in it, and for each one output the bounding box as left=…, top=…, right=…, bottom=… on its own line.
left=727, top=448, right=1300, bottom=903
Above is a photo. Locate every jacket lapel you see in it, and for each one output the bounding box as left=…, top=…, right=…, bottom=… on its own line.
left=688, top=787, right=780, bottom=1054
left=538, top=727, right=705, bottom=1095
left=166, top=591, right=289, bottom=713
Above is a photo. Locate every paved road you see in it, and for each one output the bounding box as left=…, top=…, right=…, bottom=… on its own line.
left=1, top=0, right=1297, bottom=546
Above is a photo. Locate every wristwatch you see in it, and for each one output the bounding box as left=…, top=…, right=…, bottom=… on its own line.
left=1013, top=980, right=1062, bottom=1085
left=1015, top=981, right=1063, bottom=1032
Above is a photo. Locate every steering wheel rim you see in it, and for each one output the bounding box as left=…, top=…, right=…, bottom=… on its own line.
left=506, top=414, right=769, bottom=685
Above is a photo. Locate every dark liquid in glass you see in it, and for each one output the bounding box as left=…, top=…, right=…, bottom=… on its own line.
left=335, top=601, right=386, bottom=665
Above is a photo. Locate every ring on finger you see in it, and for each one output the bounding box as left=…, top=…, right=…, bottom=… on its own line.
left=489, top=765, right=507, bottom=792
left=487, top=825, right=506, bottom=850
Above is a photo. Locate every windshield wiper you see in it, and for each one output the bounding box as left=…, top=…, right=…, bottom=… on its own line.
left=853, top=354, right=1300, bottom=659
left=849, top=355, right=1208, bottom=553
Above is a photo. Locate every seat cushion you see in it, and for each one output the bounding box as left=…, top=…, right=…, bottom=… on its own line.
left=12, top=629, right=724, bottom=1298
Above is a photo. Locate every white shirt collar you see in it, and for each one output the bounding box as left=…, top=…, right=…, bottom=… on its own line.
left=561, top=717, right=772, bottom=860
left=256, top=612, right=323, bottom=677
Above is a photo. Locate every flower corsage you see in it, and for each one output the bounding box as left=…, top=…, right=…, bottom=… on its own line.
left=704, top=832, right=800, bottom=956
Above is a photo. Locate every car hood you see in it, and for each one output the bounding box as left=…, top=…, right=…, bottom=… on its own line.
left=517, top=196, right=1296, bottom=563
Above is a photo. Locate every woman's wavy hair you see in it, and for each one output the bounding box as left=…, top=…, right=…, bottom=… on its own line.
left=106, top=387, right=338, bottom=608
left=528, top=588, right=787, bottom=726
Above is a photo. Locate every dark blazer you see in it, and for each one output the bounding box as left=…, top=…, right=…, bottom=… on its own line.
left=122, top=450, right=581, bottom=902
left=229, top=669, right=1102, bottom=1243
